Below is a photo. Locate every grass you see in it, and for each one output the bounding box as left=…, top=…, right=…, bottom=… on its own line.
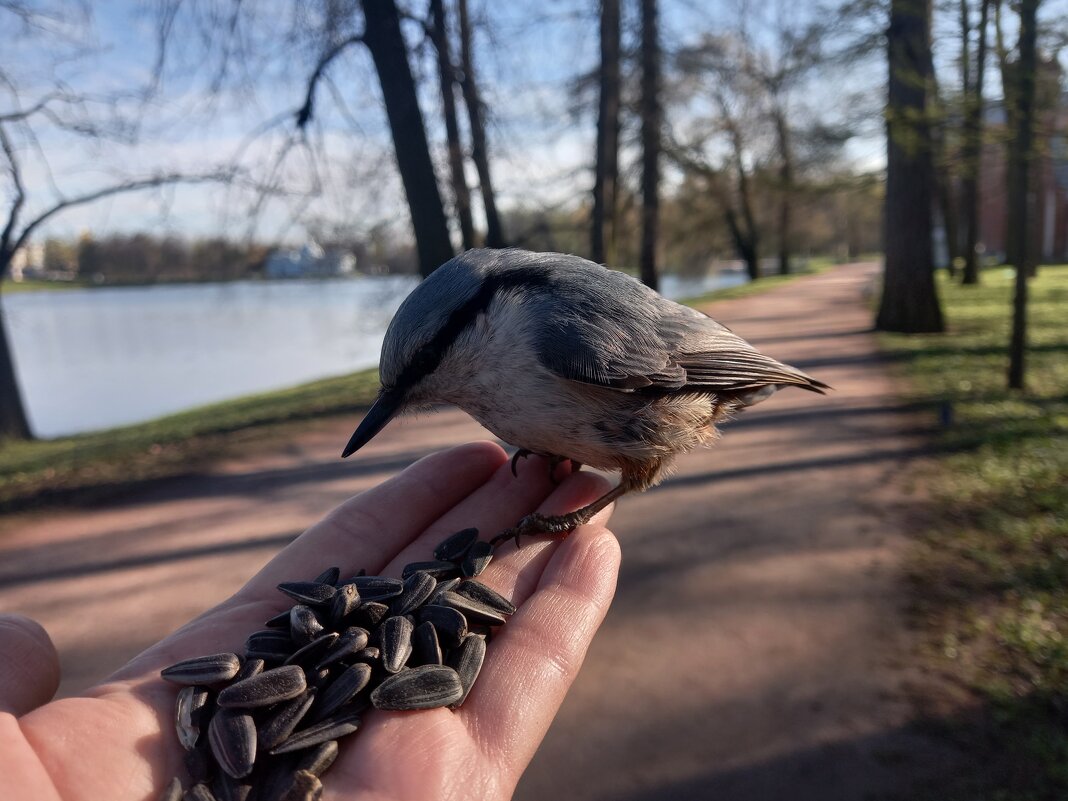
left=881, top=264, right=1068, bottom=800
left=0, top=260, right=849, bottom=515
left=1, top=279, right=89, bottom=294
left=0, top=368, right=380, bottom=513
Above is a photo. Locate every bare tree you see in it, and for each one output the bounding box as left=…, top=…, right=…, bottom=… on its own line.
left=591, top=0, right=621, bottom=265
left=1007, top=0, right=1040, bottom=389
left=457, top=0, right=505, bottom=248
left=876, top=0, right=944, bottom=333
left=430, top=0, right=475, bottom=250
left=960, top=0, right=990, bottom=285
left=640, top=0, right=661, bottom=290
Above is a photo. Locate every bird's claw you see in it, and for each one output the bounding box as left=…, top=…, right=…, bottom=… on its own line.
left=510, top=448, right=535, bottom=478
left=510, top=449, right=580, bottom=485
left=489, top=512, right=576, bottom=552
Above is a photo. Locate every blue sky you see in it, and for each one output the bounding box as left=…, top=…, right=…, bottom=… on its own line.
left=6, top=0, right=1054, bottom=247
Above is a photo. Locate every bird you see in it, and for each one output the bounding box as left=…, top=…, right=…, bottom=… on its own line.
left=341, top=248, right=827, bottom=544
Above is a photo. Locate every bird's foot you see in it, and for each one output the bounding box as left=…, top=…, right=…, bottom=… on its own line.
left=490, top=509, right=588, bottom=551
left=509, top=449, right=581, bottom=485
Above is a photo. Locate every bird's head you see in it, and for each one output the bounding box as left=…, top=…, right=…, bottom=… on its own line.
left=340, top=251, right=495, bottom=458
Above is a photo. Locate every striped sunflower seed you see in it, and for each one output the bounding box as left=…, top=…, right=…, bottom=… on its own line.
left=183, top=783, right=217, bottom=801
left=379, top=616, right=414, bottom=673
left=433, top=527, right=479, bottom=562
left=295, top=740, right=338, bottom=777
left=208, top=709, right=257, bottom=780
left=264, top=610, right=292, bottom=629
left=289, top=606, right=324, bottom=645
left=446, top=633, right=487, bottom=708
left=257, top=690, right=317, bottom=752
left=352, top=646, right=380, bottom=664
left=460, top=540, right=493, bottom=577
left=284, top=632, right=339, bottom=669
left=410, top=621, right=442, bottom=667
left=245, top=630, right=294, bottom=653
left=429, top=577, right=461, bottom=605
left=311, top=663, right=372, bottom=721
left=312, top=566, right=340, bottom=586
left=217, top=665, right=307, bottom=709
left=330, top=583, right=360, bottom=623
left=175, top=685, right=211, bottom=751
left=370, top=664, right=465, bottom=711
left=280, top=769, right=323, bottom=801
left=233, top=658, right=265, bottom=683
left=157, top=776, right=183, bottom=801
left=314, top=626, right=369, bottom=671
left=349, top=576, right=403, bottom=600
left=211, top=772, right=252, bottom=801
left=440, top=591, right=507, bottom=626
left=162, top=653, right=242, bottom=686
left=454, top=579, right=517, bottom=616
left=388, top=571, right=437, bottom=617
left=277, top=581, right=337, bottom=606
left=355, top=601, right=389, bottom=628
left=269, top=709, right=362, bottom=755
left=184, top=743, right=214, bottom=784
left=418, top=604, right=468, bottom=648
left=401, top=560, right=459, bottom=580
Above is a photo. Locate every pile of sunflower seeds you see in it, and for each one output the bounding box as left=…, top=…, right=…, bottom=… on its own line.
left=158, top=527, right=513, bottom=801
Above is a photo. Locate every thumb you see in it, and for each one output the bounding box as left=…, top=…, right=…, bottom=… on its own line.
left=0, top=615, right=60, bottom=716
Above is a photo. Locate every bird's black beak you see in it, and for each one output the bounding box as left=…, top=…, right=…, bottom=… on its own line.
left=341, top=390, right=404, bottom=458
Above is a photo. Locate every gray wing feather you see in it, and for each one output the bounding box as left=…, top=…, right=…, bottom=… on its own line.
left=529, top=259, right=821, bottom=394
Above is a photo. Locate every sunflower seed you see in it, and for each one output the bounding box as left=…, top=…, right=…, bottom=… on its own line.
left=257, top=690, right=317, bottom=752
left=295, top=740, right=338, bottom=777
left=401, top=560, right=459, bottom=580
left=379, top=616, right=414, bottom=673
left=370, top=664, right=464, bottom=711
left=163, top=653, right=242, bottom=686
left=410, top=621, right=442, bottom=666
left=208, top=709, right=256, bottom=779
left=429, top=577, right=462, bottom=605
left=254, top=758, right=300, bottom=801
left=388, top=571, right=437, bottom=617
left=417, top=604, right=468, bottom=648
left=454, top=579, right=517, bottom=616
left=440, top=591, right=507, bottom=626
left=314, top=626, right=370, bottom=671
left=433, top=527, right=479, bottom=562
left=264, top=610, right=291, bottom=629
left=158, top=776, right=183, bottom=801
left=353, top=646, right=380, bottom=664
left=184, top=743, right=215, bottom=784
left=284, top=632, right=339, bottom=669
left=312, top=566, right=340, bottom=586
left=446, top=634, right=487, bottom=708
left=269, top=709, right=362, bottom=755
left=350, top=576, right=403, bottom=600
left=311, top=663, right=371, bottom=721
left=277, top=582, right=337, bottom=606
left=329, top=583, right=360, bottom=623
left=233, top=658, right=265, bottom=683
left=355, top=601, right=389, bottom=627
left=175, top=685, right=211, bottom=751
left=460, top=541, right=493, bottom=577
left=217, top=665, right=306, bottom=709
left=212, top=772, right=252, bottom=801
left=245, top=630, right=294, bottom=654
left=280, top=770, right=323, bottom=801
left=183, top=783, right=217, bottom=801
left=289, top=606, right=324, bottom=645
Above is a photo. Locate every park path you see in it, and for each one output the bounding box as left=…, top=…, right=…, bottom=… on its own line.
left=0, top=264, right=961, bottom=799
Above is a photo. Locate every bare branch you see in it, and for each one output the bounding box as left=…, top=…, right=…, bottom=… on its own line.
left=0, top=92, right=62, bottom=124
left=295, top=34, right=364, bottom=129
left=0, top=124, right=26, bottom=257
left=9, top=170, right=236, bottom=259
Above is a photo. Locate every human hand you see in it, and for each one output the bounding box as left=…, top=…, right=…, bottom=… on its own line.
left=0, top=441, right=621, bottom=801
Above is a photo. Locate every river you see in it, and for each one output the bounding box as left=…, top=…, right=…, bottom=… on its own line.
left=2, top=270, right=747, bottom=438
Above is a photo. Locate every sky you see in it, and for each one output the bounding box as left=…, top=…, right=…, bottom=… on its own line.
left=5, top=0, right=1060, bottom=249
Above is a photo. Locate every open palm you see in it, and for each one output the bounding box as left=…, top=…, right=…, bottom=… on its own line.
left=0, top=442, right=621, bottom=801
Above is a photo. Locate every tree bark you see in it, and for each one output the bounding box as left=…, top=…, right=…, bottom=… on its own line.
left=430, top=0, right=475, bottom=250
left=362, top=0, right=453, bottom=276
left=876, top=0, right=944, bottom=333
left=457, top=0, right=505, bottom=249
left=1008, top=0, right=1039, bottom=389
left=773, top=106, right=793, bottom=275
left=591, top=0, right=621, bottom=265
left=639, top=0, right=660, bottom=290
left=961, top=0, right=989, bottom=285
left=0, top=252, right=31, bottom=440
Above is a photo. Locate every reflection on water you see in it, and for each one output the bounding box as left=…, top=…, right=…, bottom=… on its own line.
left=2, top=270, right=746, bottom=438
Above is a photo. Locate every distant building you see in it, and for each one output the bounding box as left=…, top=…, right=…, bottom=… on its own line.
left=263, top=243, right=357, bottom=279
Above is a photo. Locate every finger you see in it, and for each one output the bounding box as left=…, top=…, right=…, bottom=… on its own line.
left=460, top=517, right=620, bottom=775
left=0, top=615, right=61, bottom=716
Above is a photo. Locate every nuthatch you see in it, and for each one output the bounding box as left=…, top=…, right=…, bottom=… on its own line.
left=342, top=249, right=826, bottom=543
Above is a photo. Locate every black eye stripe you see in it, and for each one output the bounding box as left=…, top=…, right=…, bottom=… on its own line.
left=394, top=267, right=552, bottom=390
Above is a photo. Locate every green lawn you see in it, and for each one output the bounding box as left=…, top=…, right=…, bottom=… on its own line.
left=0, top=368, right=380, bottom=512
left=0, top=279, right=89, bottom=294
left=882, top=265, right=1068, bottom=800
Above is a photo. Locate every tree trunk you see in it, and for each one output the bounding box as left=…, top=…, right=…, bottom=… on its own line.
left=362, top=0, right=453, bottom=277
left=639, top=0, right=660, bottom=290
left=724, top=208, right=760, bottom=281
left=0, top=251, right=31, bottom=440
left=591, top=0, right=621, bottom=265
left=928, top=54, right=960, bottom=275
left=430, top=0, right=475, bottom=251
left=457, top=0, right=505, bottom=249
left=773, top=106, right=793, bottom=275
left=876, top=0, right=944, bottom=333
left=961, top=0, right=989, bottom=285
left=1007, top=0, right=1039, bottom=389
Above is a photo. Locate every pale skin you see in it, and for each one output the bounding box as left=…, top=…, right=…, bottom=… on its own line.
left=0, top=442, right=621, bottom=801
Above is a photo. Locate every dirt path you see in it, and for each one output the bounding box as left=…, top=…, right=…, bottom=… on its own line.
left=0, top=264, right=961, bottom=799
